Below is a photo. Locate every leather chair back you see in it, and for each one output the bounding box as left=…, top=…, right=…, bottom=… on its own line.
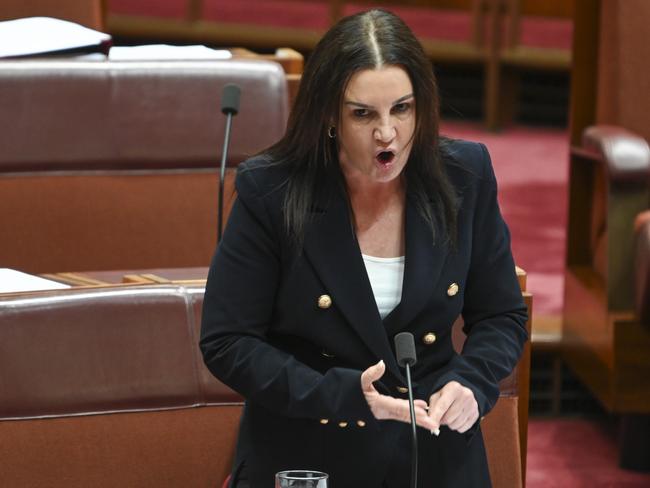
left=0, top=284, right=241, bottom=487
left=0, top=59, right=288, bottom=273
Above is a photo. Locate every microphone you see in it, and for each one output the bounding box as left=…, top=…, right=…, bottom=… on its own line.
left=394, top=332, right=418, bottom=488
left=218, top=84, right=241, bottom=242
left=221, top=84, right=240, bottom=115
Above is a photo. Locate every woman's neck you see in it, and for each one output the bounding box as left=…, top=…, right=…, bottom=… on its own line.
left=344, top=174, right=405, bottom=214
left=344, top=174, right=406, bottom=258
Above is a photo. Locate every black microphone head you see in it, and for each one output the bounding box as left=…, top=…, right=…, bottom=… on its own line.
left=221, top=84, right=241, bottom=115
left=394, top=332, right=417, bottom=368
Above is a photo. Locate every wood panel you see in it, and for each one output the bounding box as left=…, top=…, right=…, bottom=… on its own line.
left=568, top=0, right=600, bottom=144
left=521, top=0, right=573, bottom=18
left=0, top=0, right=105, bottom=30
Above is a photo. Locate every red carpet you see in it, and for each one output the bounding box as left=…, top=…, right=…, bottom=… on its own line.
left=441, top=121, right=569, bottom=318
left=527, top=418, right=650, bottom=487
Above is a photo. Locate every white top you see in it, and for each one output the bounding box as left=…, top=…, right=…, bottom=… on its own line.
left=362, top=254, right=405, bottom=319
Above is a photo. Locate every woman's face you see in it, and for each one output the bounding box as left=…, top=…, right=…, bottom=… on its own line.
left=337, top=65, right=416, bottom=186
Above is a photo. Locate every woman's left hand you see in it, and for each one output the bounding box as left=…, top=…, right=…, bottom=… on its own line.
left=427, top=381, right=479, bottom=435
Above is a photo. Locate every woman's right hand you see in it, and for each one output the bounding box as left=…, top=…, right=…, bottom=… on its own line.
left=360, top=360, right=437, bottom=431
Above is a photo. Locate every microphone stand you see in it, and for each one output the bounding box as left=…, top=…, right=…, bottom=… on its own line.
left=217, top=111, right=233, bottom=243
left=404, top=362, right=418, bottom=488
left=217, top=84, right=240, bottom=242
left=394, top=331, right=418, bottom=488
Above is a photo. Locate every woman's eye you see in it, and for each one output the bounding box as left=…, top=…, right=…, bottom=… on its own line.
left=353, top=108, right=369, bottom=118
left=392, top=102, right=411, bottom=113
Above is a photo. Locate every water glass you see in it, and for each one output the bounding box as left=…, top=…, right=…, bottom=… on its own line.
left=275, top=470, right=329, bottom=488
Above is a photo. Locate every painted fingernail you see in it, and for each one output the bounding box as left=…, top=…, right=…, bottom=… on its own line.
left=431, top=428, right=440, bottom=436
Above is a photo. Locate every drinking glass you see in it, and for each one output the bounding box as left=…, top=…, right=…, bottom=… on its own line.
left=275, top=470, right=329, bottom=488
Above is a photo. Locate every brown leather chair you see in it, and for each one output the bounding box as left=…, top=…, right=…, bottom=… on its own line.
left=0, top=284, right=242, bottom=487
left=0, top=58, right=288, bottom=274
left=564, top=126, right=650, bottom=469
left=565, top=0, right=650, bottom=469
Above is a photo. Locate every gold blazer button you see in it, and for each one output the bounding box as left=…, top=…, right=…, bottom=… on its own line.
left=338, top=421, right=348, bottom=428
left=318, top=294, right=332, bottom=309
left=422, top=332, right=437, bottom=345
left=447, top=283, right=459, bottom=297
left=357, top=420, right=366, bottom=427
left=396, top=386, right=408, bottom=394
left=320, top=418, right=329, bottom=425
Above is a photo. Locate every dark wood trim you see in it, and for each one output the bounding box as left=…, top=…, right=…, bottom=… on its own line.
left=568, top=0, right=601, bottom=145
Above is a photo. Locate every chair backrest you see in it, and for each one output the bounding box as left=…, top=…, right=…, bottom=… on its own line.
left=0, top=59, right=288, bottom=172
left=337, top=0, right=487, bottom=48
left=0, top=59, right=288, bottom=274
left=0, top=284, right=242, bottom=487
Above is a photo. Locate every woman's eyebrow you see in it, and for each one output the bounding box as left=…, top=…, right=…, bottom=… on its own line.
left=344, top=93, right=414, bottom=108
left=392, top=93, right=414, bottom=105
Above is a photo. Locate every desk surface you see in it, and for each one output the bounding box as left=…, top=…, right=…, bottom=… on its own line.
left=43, top=267, right=209, bottom=287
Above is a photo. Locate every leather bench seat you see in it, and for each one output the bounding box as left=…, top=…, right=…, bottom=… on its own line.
left=0, top=279, right=530, bottom=487
left=0, top=284, right=241, bottom=487
left=0, top=59, right=289, bottom=274
left=0, top=59, right=287, bottom=172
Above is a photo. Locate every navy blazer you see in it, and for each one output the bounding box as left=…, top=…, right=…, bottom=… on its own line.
left=200, top=139, right=528, bottom=487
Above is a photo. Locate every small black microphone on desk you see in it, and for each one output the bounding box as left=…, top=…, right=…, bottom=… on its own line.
left=394, top=332, right=418, bottom=488
left=217, top=83, right=241, bottom=242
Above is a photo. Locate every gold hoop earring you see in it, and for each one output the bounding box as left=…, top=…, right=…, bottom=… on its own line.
left=327, top=126, right=336, bottom=139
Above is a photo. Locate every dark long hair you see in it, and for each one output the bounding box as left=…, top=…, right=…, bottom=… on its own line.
left=266, top=8, right=457, bottom=247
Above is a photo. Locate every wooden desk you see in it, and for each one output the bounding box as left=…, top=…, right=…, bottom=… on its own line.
left=43, top=267, right=209, bottom=287
left=231, top=47, right=302, bottom=107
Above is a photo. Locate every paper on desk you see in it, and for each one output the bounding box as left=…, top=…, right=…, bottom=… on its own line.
left=0, top=16, right=111, bottom=58
left=0, top=268, right=70, bottom=293
left=109, top=45, right=232, bottom=61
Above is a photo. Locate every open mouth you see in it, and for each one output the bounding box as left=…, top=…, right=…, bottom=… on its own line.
left=376, top=150, right=395, bottom=165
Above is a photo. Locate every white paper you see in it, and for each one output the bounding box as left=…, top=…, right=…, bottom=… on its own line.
left=109, top=44, right=232, bottom=61
left=0, top=16, right=111, bottom=58
left=0, top=268, right=71, bottom=293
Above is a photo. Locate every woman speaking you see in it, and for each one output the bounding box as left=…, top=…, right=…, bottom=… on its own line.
left=200, top=8, right=528, bottom=487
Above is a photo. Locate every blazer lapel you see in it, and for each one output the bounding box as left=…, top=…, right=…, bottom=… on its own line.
left=302, top=185, right=402, bottom=379
left=384, top=195, right=450, bottom=336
